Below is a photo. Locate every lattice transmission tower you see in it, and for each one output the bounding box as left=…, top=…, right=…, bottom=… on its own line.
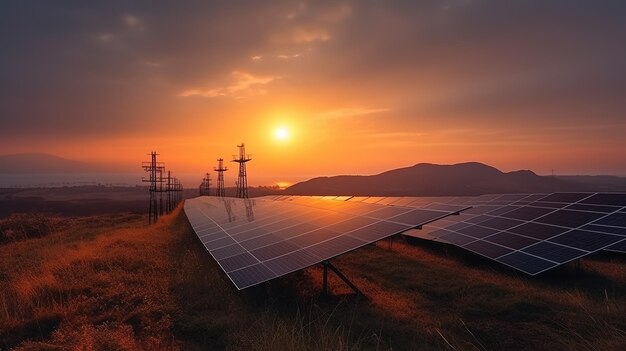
left=214, top=158, right=228, bottom=197
left=199, top=172, right=211, bottom=196
left=141, top=151, right=164, bottom=224
left=232, top=143, right=252, bottom=198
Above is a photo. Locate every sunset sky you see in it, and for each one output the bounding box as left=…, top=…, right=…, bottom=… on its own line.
left=1, top=1, right=626, bottom=186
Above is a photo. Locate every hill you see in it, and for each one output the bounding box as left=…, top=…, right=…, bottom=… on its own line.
left=0, top=153, right=102, bottom=174
left=285, top=162, right=582, bottom=196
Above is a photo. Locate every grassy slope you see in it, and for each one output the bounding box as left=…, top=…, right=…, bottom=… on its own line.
left=0, top=207, right=625, bottom=350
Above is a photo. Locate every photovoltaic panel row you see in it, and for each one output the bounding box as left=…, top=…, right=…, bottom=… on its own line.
left=185, top=196, right=462, bottom=289
left=404, top=192, right=626, bottom=274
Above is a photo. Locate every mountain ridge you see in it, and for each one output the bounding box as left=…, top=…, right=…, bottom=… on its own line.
left=285, top=162, right=584, bottom=196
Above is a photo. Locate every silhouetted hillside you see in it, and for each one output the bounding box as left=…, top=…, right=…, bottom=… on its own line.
left=285, top=162, right=587, bottom=196
left=0, top=153, right=101, bottom=173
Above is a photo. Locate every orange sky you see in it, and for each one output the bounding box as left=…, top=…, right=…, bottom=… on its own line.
left=2, top=1, right=626, bottom=186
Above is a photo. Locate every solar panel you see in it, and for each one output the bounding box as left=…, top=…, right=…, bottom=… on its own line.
left=404, top=192, right=626, bottom=275
left=184, top=196, right=460, bottom=289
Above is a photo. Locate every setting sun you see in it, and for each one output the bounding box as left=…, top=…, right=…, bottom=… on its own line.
left=275, top=127, right=289, bottom=141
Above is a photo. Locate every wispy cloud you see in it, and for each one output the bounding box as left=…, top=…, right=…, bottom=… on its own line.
left=123, top=15, right=142, bottom=29
left=179, top=71, right=279, bottom=98
left=277, top=53, right=301, bottom=59
left=98, top=33, right=114, bottom=43
left=317, top=107, right=390, bottom=119
left=291, top=27, right=331, bottom=43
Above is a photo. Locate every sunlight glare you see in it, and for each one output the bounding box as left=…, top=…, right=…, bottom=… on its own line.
left=275, top=127, right=289, bottom=140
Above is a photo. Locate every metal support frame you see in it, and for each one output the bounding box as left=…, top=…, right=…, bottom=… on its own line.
left=321, top=260, right=363, bottom=296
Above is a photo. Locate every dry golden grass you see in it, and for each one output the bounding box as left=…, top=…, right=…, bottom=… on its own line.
left=0, top=206, right=625, bottom=350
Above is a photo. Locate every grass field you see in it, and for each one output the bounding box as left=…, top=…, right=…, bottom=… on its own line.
left=1, top=205, right=625, bottom=350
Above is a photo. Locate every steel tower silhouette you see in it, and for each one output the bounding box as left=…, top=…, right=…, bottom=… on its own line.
left=214, top=158, right=228, bottom=197
left=232, top=143, right=252, bottom=198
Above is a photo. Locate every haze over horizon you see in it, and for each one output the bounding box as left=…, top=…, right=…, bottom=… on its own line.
left=2, top=1, right=626, bottom=186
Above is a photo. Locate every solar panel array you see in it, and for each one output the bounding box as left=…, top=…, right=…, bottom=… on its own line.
left=333, top=193, right=626, bottom=275
left=184, top=196, right=465, bottom=289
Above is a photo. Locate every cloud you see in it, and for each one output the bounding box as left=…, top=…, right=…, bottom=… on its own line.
left=291, top=27, right=331, bottom=43
left=98, top=33, right=114, bottom=43
left=123, top=15, right=141, bottom=29
left=317, top=107, right=390, bottom=119
left=277, top=53, right=301, bottom=59
left=179, top=71, right=279, bottom=98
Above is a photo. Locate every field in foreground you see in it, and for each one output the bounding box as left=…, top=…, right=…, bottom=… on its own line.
left=1, top=206, right=625, bottom=350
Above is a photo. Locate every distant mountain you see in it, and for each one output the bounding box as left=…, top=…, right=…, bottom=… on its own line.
left=0, top=153, right=102, bottom=173
left=285, top=162, right=590, bottom=196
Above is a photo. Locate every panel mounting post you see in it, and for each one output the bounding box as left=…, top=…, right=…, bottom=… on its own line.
left=323, top=261, right=329, bottom=295
left=321, top=260, right=363, bottom=296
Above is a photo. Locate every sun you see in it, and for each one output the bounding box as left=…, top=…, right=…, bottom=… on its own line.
left=275, top=127, right=289, bottom=140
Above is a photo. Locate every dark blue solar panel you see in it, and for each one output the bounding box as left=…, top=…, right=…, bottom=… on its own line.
left=218, top=252, right=258, bottom=272
left=271, top=222, right=318, bottom=239
left=324, top=216, right=379, bottom=233
left=580, top=193, right=626, bottom=206
left=347, top=221, right=412, bottom=242
left=485, top=232, right=539, bottom=250
left=437, top=232, right=476, bottom=246
left=604, top=239, right=626, bottom=253
left=465, top=215, right=491, bottom=224
left=263, top=249, right=321, bottom=276
left=486, top=205, right=520, bottom=215
left=501, top=206, right=555, bottom=221
left=528, top=201, right=568, bottom=209
left=388, top=209, right=449, bottom=226
left=365, top=206, right=411, bottom=219
left=522, top=242, right=587, bottom=263
left=240, top=234, right=283, bottom=251
left=211, top=244, right=246, bottom=260
left=478, top=217, right=525, bottom=230
left=228, top=263, right=275, bottom=289
left=497, top=252, right=556, bottom=275
left=540, top=193, right=592, bottom=203
left=458, top=225, right=499, bottom=238
left=565, top=204, right=620, bottom=213
left=548, top=230, right=624, bottom=251
left=446, top=221, right=474, bottom=231
left=305, top=235, right=366, bottom=259
left=580, top=224, right=626, bottom=236
left=536, top=210, right=605, bottom=228
left=250, top=241, right=300, bottom=261
left=463, top=240, right=513, bottom=258
left=592, top=212, right=626, bottom=227
left=508, top=222, right=569, bottom=240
